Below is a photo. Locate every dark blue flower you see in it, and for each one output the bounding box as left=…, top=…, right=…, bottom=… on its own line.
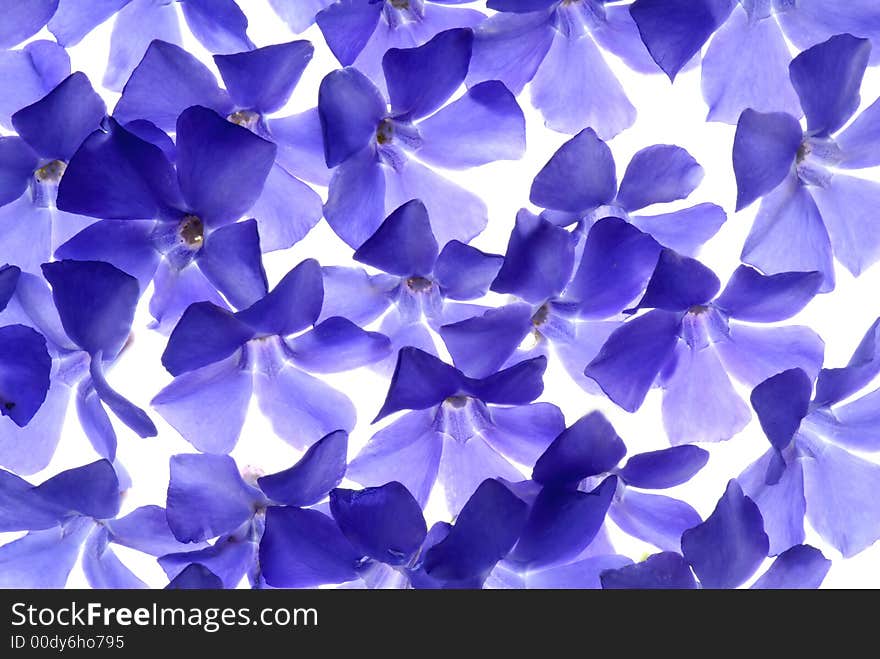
left=0, top=73, right=106, bottom=274
left=316, top=0, right=486, bottom=94
left=113, top=39, right=324, bottom=251
left=733, top=34, right=880, bottom=291
left=739, top=319, right=880, bottom=557
left=0, top=459, right=196, bottom=588
left=348, top=346, right=563, bottom=513
left=584, top=244, right=825, bottom=444
left=153, top=259, right=391, bottom=452
left=54, top=105, right=276, bottom=331
left=469, top=0, right=655, bottom=137
left=318, top=28, right=526, bottom=248
left=600, top=480, right=831, bottom=589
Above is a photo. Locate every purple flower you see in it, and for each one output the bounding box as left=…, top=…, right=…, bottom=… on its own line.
left=585, top=245, right=825, bottom=444
left=113, top=39, right=325, bottom=250
left=319, top=199, right=503, bottom=374
left=600, top=481, right=831, bottom=589
left=316, top=0, right=486, bottom=95
left=319, top=28, right=526, bottom=248
left=54, top=105, right=276, bottom=331
left=47, top=0, right=253, bottom=92
left=153, top=259, right=391, bottom=452
left=0, top=260, right=154, bottom=473
left=734, top=34, right=880, bottom=291
left=0, top=459, right=196, bottom=588
left=739, top=319, right=880, bottom=557
left=469, top=0, right=654, bottom=137
left=348, top=346, right=563, bottom=513
left=0, top=73, right=106, bottom=274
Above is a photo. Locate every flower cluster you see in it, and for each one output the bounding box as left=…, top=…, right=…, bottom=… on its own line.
left=1, top=0, right=879, bottom=590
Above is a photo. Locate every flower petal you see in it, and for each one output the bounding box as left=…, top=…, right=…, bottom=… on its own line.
left=620, top=445, right=709, bottom=489
left=617, top=145, right=703, bottom=213
left=435, top=241, right=503, bottom=301
left=611, top=490, right=702, bottom=552
left=324, top=147, right=386, bottom=248
left=353, top=199, right=438, bottom=277
left=196, top=219, right=268, bottom=311
left=236, top=258, right=323, bottom=338
left=165, top=563, right=223, bottom=589
left=162, top=302, right=254, bottom=376
left=258, top=430, right=348, bottom=507
left=248, top=163, right=322, bottom=253
left=715, top=266, right=822, bottom=323
left=836, top=98, right=880, bottom=169
left=0, top=0, right=57, bottom=49
left=315, top=0, right=383, bottom=66
left=0, top=521, right=91, bottom=588
left=318, top=68, right=386, bottom=168
left=0, top=40, right=70, bottom=131
left=532, top=412, right=626, bottom=487
left=82, top=527, right=146, bottom=589
left=374, top=348, right=463, bottom=421
left=750, top=368, right=813, bottom=452
left=814, top=318, right=880, bottom=408
left=180, top=0, right=253, bottom=54
left=629, top=203, right=727, bottom=257
left=286, top=317, right=391, bottom=374
left=751, top=544, right=830, bottom=589
left=600, top=551, right=698, bottom=589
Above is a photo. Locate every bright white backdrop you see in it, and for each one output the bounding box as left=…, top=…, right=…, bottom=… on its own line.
left=4, top=0, right=880, bottom=588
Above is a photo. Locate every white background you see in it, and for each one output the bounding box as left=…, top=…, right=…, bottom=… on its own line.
left=4, top=0, right=880, bottom=588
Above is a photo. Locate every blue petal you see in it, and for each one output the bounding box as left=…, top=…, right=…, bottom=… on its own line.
left=439, top=304, right=533, bottom=379
left=286, top=317, right=392, bottom=373
left=750, top=368, right=813, bottom=451
left=258, top=430, right=348, bottom=507
left=166, top=453, right=264, bottom=543
left=107, top=505, right=205, bottom=556
left=0, top=467, right=66, bottom=531
left=237, top=258, right=323, bottom=338
left=435, top=241, right=503, bottom=301
left=732, top=109, right=803, bottom=211
left=0, top=40, right=70, bottom=130
left=180, top=0, right=253, bottom=54
left=715, top=266, right=822, bottom=323
left=836, top=98, right=880, bottom=169
left=777, top=0, right=880, bottom=66
left=197, top=219, right=268, bottom=310
left=482, top=402, right=565, bottom=469
left=324, top=147, right=386, bottom=247
left=467, top=356, right=547, bottom=406
left=789, top=34, right=871, bottom=137
left=422, top=479, right=528, bottom=585
left=215, top=40, right=313, bottom=114
left=318, top=267, right=392, bottom=326
left=567, top=217, right=662, bottom=317
left=0, top=324, right=51, bottom=427
left=616, top=145, right=704, bottom=213
left=176, top=105, right=276, bottom=227
left=629, top=203, right=726, bottom=257
left=584, top=310, right=681, bottom=412
left=681, top=480, right=769, bottom=589
left=353, top=199, right=439, bottom=277
left=510, top=477, right=617, bottom=569
left=374, top=347, right=464, bottom=421
left=152, top=352, right=251, bottom=453
left=530, top=128, right=616, bottom=213
left=619, top=445, right=709, bottom=489
left=0, top=520, right=91, bottom=588
left=89, top=357, right=156, bottom=438
left=315, top=0, right=382, bottom=66
left=383, top=28, right=472, bottom=120
left=330, top=482, right=427, bottom=565
left=0, top=0, right=57, bottom=49
left=48, top=0, right=127, bottom=46
left=416, top=81, right=526, bottom=169
left=76, top=380, right=117, bottom=461
left=318, top=68, right=386, bottom=168
left=600, top=551, right=698, bottom=589
left=34, top=459, right=120, bottom=520
left=491, top=210, right=575, bottom=304
left=248, top=163, right=322, bottom=252
left=148, top=260, right=229, bottom=333
left=629, top=0, right=733, bottom=81
left=610, top=489, right=702, bottom=553
left=635, top=249, right=720, bottom=312
left=751, top=544, right=830, bottom=589
left=82, top=527, right=146, bottom=589
left=814, top=318, right=880, bottom=408
left=532, top=412, right=626, bottom=487
left=486, top=0, right=556, bottom=10
left=114, top=40, right=232, bottom=132
left=165, top=563, right=223, bottom=589
left=259, top=506, right=360, bottom=588
left=160, top=534, right=255, bottom=589
left=162, top=302, right=254, bottom=376
left=524, top=554, right=633, bottom=589
left=41, top=259, right=139, bottom=358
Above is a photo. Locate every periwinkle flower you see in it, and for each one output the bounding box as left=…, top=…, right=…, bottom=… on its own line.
left=54, top=104, right=276, bottom=331
left=599, top=480, right=831, bottom=589
left=733, top=35, right=880, bottom=291
left=348, top=346, right=564, bottom=513
left=0, top=259, right=155, bottom=473
left=113, top=39, right=325, bottom=250
left=319, top=199, right=503, bottom=372
left=319, top=28, right=526, bottom=248
left=739, top=321, right=880, bottom=557
left=468, top=0, right=658, bottom=138
left=0, top=459, right=196, bottom=588
left=585, top=245, right=825, bottom=444
left=0, top=73, right=107, bottom=273
left=153, top=259, right=391, bottom=453
left=316, top=0, right=486, bottom=95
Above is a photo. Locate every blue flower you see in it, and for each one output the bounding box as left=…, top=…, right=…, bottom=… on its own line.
left=319, top=199, right=503, bottom=374
left=599, top=481, right=831, bottom=589
left=733, top=34, right=880, bottom=291
left=739, top=319, right=880, bottom=557
left=54, top=105, right=276, bottom=331
left=0, top=260, right=154, bottom=473
left=348, top=346, right=563, bottom=513
left=315, top=0, right=486, bottom=95
left=585, top=245, right=825, bottom=444
left=0, top=73, right=106, bottom=274
left=113, top=39, right=324, bottom=251
left=468, top=0, right=654, bottom=137
left=629, top=0, right=880, bottom=123
left=0, top=459, right=196, bottom=588
left=319, top=28, right=526, bottom=248
left=153, top=259, right=391, bottom=452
